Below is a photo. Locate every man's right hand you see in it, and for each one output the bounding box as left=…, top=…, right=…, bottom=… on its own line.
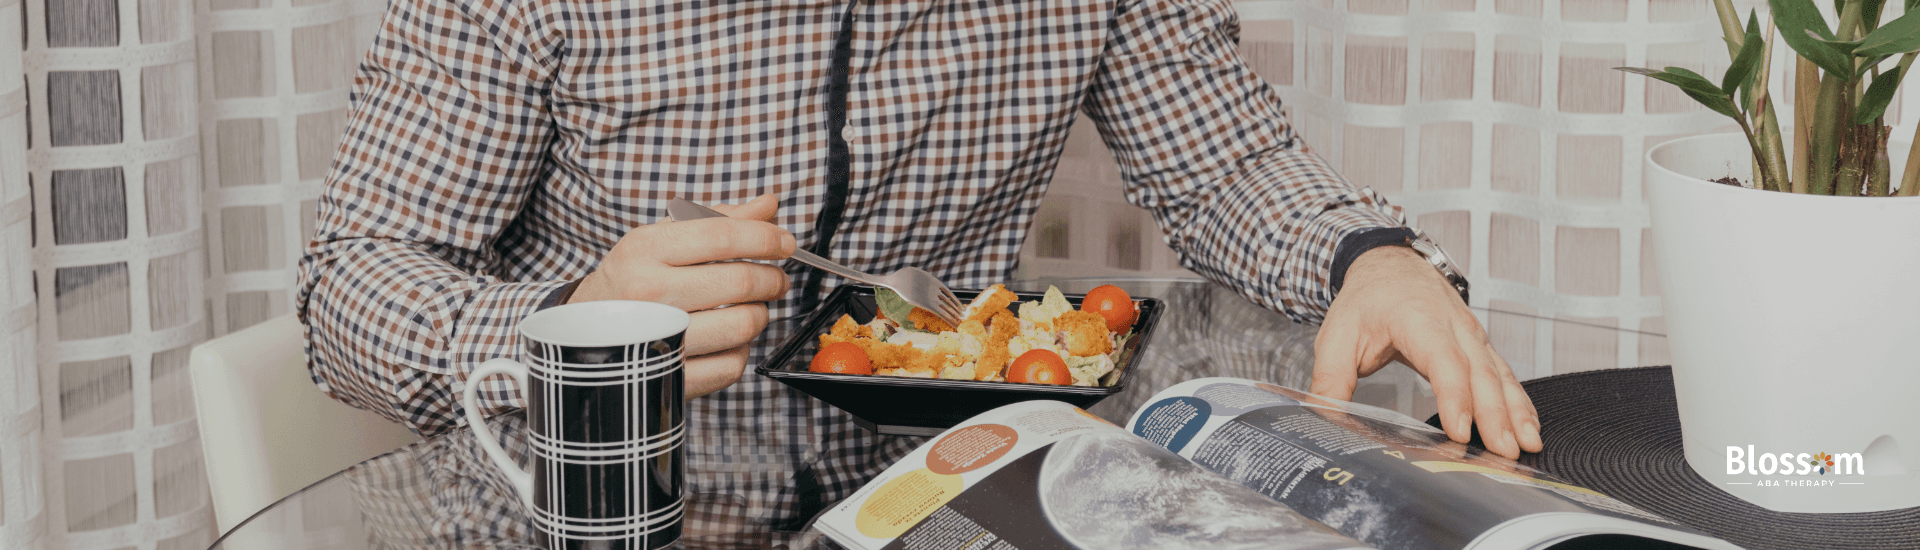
left=568, top=194, right=795, bottom=398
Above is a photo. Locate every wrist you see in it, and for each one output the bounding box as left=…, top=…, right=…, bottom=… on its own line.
left=1329, top=227, right=1418, bottom=296
left=562, top=273, right=599, bottom=305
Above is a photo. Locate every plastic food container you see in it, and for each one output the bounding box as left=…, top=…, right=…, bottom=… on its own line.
left=758, top=285, right=1163, bottom=436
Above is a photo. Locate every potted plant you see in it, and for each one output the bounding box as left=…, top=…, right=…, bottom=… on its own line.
left=1624, top=0, right=1919, bottom=513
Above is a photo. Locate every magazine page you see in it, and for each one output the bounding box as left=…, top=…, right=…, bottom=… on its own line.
left=1124, top=378, right=1737, bottom=550
left=816, top=400, right=1376, bottom=550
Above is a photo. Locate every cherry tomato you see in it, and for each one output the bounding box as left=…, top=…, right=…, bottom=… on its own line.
left=1081, top=284, right=1138, bottom=333
left=809, top=342, right=873, bottom=375
left=1007, top=349, right=1071, bottom=385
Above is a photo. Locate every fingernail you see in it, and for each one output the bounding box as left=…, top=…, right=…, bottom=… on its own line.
left=781, top=233, right=796, bottom=253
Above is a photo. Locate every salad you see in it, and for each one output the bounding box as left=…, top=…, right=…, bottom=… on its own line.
left=808, top=284, right=1139, bottom=386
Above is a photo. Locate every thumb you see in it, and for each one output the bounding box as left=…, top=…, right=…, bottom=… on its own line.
left=1310, top=322, right=1362, bottom=400
left=710, top=194, right=779, bottom=222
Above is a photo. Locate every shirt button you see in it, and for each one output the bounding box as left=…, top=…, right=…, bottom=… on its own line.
left=842, top=125, right=858, bottom=140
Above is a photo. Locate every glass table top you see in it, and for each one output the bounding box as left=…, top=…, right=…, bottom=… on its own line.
left=208, top=278, right=1666, bottom=550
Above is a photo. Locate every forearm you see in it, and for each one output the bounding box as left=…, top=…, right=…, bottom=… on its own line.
left=298, top=239, right=571, bottom=434
left=1151, top=150, right=1405, bottom=324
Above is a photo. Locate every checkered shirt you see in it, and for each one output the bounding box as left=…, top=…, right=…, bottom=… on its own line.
left=296, top=0, right=1408, bottom=534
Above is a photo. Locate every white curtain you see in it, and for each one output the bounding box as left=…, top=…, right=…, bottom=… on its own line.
left=1022, top=0, right=1892, bottom=381
left=0, top=0, right=382, bottom=546
left=0, top=0, right=1895, bottom=548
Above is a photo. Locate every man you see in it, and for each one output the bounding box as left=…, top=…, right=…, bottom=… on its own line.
left=298, top=0, right=1541, bottom=532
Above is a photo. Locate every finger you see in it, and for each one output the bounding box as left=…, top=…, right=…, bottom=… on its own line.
left=1458, top=330, right=1519, bottom=459
left=638, top=217, right=796, bottom=266
left=1310, top=317, right=1362, bottom=400
left=1489, top=346, right=1544, bottom=453
left=684, top=303, right=769, bottom=357
left=1398, top=318, right=1477, bottom=446
left=637, top=262, right=790, bottom=312
left=708, top=194, right=779, bottom=222
left=684, top=345, right=749, bottom=399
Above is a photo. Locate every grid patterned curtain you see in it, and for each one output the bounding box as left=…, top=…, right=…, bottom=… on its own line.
left=4, top=0, right=43, bottom=548
left=0, top=0, right=382, bottom=546
left=1019, top=0, right=1831, bottom=380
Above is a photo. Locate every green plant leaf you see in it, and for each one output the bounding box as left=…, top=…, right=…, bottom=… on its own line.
left=1857, top=9, right=1920, bottom=57
left=1724, top=15, right=1766, bottom=93
left=1618, top=67, right=1734, bottom=110
left=875, top=287, right=917, bottom=331
left=1864, top=0, right=1889, bottom=29
left=1856, top=65, right=1906, bottom=123
left=1662, top=66, right=1729, bottom=94
left=1683, top=88, right=1745, bottom=119
left=1616, top=66, right=1742, bottom=119
left=1772, top=0, right=1855, bottom=76
left=1805, top=29, right=1865, bottom=54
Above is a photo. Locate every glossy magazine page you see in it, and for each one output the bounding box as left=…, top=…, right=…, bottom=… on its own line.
left=1124, top=378, right=1738, bottom=550
left=815, top=400, right=1374, bottom=550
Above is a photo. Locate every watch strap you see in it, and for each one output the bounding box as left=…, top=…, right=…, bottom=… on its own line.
left=1329, top=227, right=1418, bottom=296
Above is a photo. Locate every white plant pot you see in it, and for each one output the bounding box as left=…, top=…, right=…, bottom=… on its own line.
left=1646, top=133, right=1920, bottom=513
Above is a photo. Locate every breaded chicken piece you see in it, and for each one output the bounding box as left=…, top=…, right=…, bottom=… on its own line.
left=975, top=311, right=1020, bottom=380
left=829, top=314, right=872, bottom=339
left=909, top=308, right=956, bottom=333
left=819, top=334, right=935, bottom=373
left=957, top=320, right=987, bottom=340
left=962, top=285, right=1019, bottom=325
left=925, top=335, right=966, bottom=372
left=1056, top=310, right=1114, bottom=357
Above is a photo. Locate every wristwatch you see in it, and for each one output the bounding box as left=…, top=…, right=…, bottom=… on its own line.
left=1407, top=228, right=1470, bottom=304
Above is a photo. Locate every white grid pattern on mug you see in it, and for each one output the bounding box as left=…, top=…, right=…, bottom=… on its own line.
left=530, top=339, right=684, bottom=545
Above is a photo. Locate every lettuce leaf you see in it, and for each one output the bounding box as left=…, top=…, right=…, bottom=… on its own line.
left=1064, top=354, right=1113, bottom=387
left=875, top=287, right=918, bottom=331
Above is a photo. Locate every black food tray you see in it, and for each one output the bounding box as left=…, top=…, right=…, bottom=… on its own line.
left=758, top=285, right=1163, bottom=436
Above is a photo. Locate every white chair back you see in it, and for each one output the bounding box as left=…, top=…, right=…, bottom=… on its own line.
left=190, top=314, right=420, bottom=535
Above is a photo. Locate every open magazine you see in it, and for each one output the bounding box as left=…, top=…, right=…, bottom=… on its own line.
left=814, top=377, right=1739, bottom=550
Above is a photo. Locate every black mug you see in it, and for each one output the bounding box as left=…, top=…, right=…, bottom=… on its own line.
left=463, top=300, right=689, bottom=550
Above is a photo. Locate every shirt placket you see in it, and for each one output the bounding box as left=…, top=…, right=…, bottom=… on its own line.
left=800, top=0, right=862, bottom=312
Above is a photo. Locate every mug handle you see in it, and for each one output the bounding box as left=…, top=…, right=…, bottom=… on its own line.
left=462, top=358, right=536, bottom=510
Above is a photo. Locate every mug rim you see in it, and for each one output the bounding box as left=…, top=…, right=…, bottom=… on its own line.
left=518, top=300, right=691, bottom=348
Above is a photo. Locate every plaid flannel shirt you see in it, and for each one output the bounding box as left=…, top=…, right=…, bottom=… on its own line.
left=297, top=0, right=1408, bottom=531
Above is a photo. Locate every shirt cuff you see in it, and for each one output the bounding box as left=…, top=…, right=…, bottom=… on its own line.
left=1328, top=227, right=1417, bottom=297
left=537, top=278, right=584, bottom=311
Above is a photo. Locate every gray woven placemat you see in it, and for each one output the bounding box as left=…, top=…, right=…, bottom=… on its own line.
left=1429, top=366, right=1918, bottom=549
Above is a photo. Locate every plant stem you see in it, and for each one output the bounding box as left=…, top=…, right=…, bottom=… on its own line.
left=1754, top=100, right=1789, bottom=192
left=1836, top=112, right=1873, bottom=197
left=1711, top=0, right=1748, bottom=112
left=1794, top=58, right=1818, bottom=194
left=1711, top=0, right=1743, bottom=57
left=1870, top=125, right=1890, bottom=196
left=1810, top=0, right=1866, bottom=195
left=1751, top=20, right=1787, bottom=192
left=1900, top=131, right=1920, bottom=195
left=1735, top=116, right=1778, bottom=191
left=1809, top=72, right=1848, bottom=195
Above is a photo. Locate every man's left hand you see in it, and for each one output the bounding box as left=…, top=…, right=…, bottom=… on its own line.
left=1311, top=245, right=1543, bottom=459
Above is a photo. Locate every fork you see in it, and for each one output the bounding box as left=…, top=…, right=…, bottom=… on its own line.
left=665, top=198, right=966, bottom=326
